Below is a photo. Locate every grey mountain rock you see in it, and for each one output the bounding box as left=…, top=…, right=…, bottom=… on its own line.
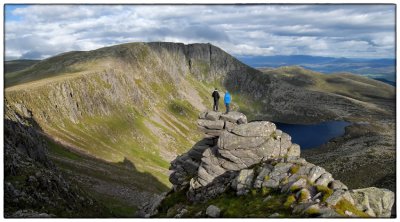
left=232, top=168, right=255, bottom=195
left=165, top=111, right=395, bottom=218
left=220, top=111, right=248, bottom=124
left=231, top=121, right=276, bottom=137
left=205, top=111, right=222, bottom=121
left=329, top=180, right=348, bottom=191
left=197, top=119, right=225, bottom=130
left=325, top=190, right=354, bottom=206
left=206, top=205, right=221, bottom=218
left=350, top=187, right=394, bottom=217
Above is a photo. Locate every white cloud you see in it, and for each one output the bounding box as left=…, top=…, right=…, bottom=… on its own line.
left=5, top=4, right=395, bottom=60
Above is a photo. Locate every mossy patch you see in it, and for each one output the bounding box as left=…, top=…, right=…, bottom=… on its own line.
left=261, top=187, right=271, bottom=196
left=283, top=194, right=296, bottom=208
left=316, top=185, right=334, bottom=202
left=298, top=189, right=310, bottom=202
left=304, top=206, right=320, bottom=216
left=290, top=164, right=300, bottom=174
left=333, top=199, right=370, bottom=217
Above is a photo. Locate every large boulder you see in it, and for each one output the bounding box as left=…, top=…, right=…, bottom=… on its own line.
left=230, top=121, right=276, bottom=137
left=350, top=187, right=394, bottom=217
left=220, top=111, right=247, bottom=124
left=187, top=114, right=299, bottom=191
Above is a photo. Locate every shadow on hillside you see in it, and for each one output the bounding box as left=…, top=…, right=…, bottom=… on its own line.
left=4, top=116, right=114, bottom=217
left=4, top=115, right=169, bottom=217
left=46, top=134, right=169, bottom=194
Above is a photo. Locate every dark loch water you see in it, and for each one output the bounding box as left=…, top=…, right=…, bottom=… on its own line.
left=275, top=121, right=351, bottom=149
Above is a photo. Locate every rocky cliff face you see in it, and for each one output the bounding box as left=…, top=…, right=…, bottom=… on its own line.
left=4, top=103, right=110, bottom=217
left=147, top=111, right=394, bottom=218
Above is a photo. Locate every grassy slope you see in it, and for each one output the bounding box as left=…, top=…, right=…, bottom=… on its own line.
left=4, top=43, right=225, bottom=212
left=156, top=187, right=296, bottom=218
left=5, top=59, right=40, bottom=74
left=46, top=137, right=168, bottom=217
left=260, top=66, right=395, bottom=108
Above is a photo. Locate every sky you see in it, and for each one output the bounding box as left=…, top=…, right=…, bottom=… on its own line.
left=4, top=4, right=396, bottom=60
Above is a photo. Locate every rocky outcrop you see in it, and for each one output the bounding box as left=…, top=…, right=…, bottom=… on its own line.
left=4, top=105, right=109, bottom=217
left=172, top=111, right=298, bottom=197
left=159, top=111, right=395, bottom=218
left=350, top=187, right=394, bottom=217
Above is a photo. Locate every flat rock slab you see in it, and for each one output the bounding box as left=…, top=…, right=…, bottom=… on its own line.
left=205, top=111, right=222, bottom=121
left=231, top=121, right=276, bottom=137
left=220, top=111, right=247, bottom=124
left=197, top=119, right=225, bottom=130
left=218, top=130, right=267, bottom=149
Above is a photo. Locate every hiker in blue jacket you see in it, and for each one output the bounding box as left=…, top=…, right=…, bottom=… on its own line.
left=224, top=91, right=231, bottom=114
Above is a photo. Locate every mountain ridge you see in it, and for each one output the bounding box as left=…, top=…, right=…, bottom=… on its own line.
left=4, top=41, right=395, bottom=217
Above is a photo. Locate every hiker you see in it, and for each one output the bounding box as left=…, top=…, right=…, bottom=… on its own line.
left=211, top=88, right=220, bottom=111
left=224, top=90, right=231, bottom=114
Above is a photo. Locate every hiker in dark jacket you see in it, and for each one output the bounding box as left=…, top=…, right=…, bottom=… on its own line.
left=224, top=91, right=231, bottom=114
left=212, top=88, right=220, bottom=111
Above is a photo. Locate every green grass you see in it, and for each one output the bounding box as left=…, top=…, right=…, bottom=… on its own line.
left=187, top=75, right=215, bottom=107
left=230, top=93, right=263, bottom=121
left=88, top=191, right=138, bottom=217
left=47, top=107, right=171, bottom=185
left=168, top=99, right=198, bottom=120
left=5, top=59, right=40, bottom=74
left=157, top=187, right=296, bottom=218
left=46, top=137, right=82, bottom=161
left=46, top=134, right=170, bottom=217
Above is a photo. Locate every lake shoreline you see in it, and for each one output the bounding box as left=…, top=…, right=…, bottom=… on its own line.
left=273, top=121, right=351, bottom=150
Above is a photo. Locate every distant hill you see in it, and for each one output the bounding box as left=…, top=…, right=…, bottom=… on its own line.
left=373, top=78, right=396, bottom=86
left=5, top=59, right=40, bottom=74
left=237, top=55, right=395, bottom=82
